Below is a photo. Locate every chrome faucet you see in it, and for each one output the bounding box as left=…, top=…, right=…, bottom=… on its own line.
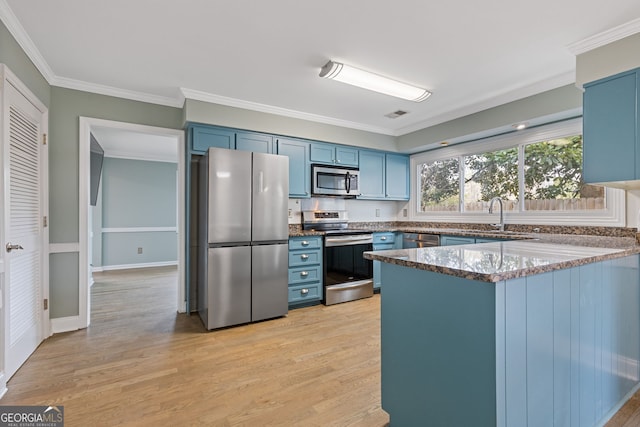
left=488, top=197, right=504, bottom=231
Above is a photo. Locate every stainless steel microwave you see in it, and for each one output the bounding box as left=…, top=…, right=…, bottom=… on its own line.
left=312, top=164, right=361, bottom=197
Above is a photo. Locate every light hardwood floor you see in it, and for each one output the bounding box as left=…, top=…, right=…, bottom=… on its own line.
left=5, top=267, right=640, bottom=426
left=3, top=267, right=389, bottom=426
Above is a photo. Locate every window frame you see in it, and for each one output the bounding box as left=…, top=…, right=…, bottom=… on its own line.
left=409, top=118, right=625, bottom=226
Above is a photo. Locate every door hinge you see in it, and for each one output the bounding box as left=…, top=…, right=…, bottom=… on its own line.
left=44, top=298, right=48, bottom=310
left=43, top=216, right=47, bottom=227
left=42, top=133, right=47, bottom=145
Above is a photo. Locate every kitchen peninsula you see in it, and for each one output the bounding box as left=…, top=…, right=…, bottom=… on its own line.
left=364, top=238, right=640, bottom=427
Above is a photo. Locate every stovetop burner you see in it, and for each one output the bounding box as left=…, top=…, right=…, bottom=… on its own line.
left=301, top=210, right=371, bottom=235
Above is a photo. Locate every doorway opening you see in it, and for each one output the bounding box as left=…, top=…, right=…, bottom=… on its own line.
left=79, top=118, right=185, bottom=328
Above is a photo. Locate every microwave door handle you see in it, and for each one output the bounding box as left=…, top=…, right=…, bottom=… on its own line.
left=345, top=171, right=351, bottom=194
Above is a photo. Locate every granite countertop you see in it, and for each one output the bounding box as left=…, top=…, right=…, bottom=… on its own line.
left=364, top=240, right=640, bottom=283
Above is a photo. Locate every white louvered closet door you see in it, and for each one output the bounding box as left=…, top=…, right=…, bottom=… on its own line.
left=4, top=81, right=44, bottom=380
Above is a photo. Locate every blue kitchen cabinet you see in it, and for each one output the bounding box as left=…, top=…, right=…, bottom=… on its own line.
left=236, top=132, right=274, bottom=153
left=358, top=150, right=410, bottom=201
left=288, top=236, right=323, bottom=307
left=372, top=232, right=397, bottom=290
left=583, top=68, right=640, bottom=184
left=358, top=150, right=386, bottom=199
left=441, top=235, right=476, bottom=246
left=310, top=142, right=358, bottom=167
left=277, top=138, right=311, bottom=198
left=385, top=153, right=410, bottom=200
left=190, top=125, right=234, bottom=153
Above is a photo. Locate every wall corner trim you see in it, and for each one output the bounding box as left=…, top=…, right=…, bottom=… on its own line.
left=51, top=316, right=82, bottom=334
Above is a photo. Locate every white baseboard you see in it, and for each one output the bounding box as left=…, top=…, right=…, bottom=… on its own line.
left=94, top=261, right=178, bottom=272
left=596, top=381, right=640, bottom=427
left=51, top=316, right=82, bottom=334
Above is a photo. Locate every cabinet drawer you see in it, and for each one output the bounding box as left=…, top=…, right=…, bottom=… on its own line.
left=288, top=250, right=321, bottom=267
left=288, top=284, right=321, bottom=303
left=373, top=232, right=395, bottom=244
left=288, top=266, right=322, bottom=285
left=373, top=243, right=395, bottom=251
left=289, top=237, right=322, bottom=251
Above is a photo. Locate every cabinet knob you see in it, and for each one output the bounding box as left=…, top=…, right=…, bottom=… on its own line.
left=300, top=271, right=309, bottom=277
left=301, top=288, right=309, bottom=295
left=301, top=254, right=309, bottom=260
left=380, top=236, right=387, bottom=241
left=301, top=241, right=309, bottom=246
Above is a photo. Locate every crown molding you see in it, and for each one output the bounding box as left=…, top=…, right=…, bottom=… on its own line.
left=53, top=76, right=184, bottom=108
left=0, top=0, right=55, bottom=82
left=395, top=70, right=575, bottom=136
left=180, top=87, right=396, bottom=136
left=567, top=17, right=640, bottom=55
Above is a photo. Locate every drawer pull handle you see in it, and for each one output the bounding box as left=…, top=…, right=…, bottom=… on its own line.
left=300, top=271, right=309, bottom=277
left=301, top=241, right=310, bottom=246
left=380, top=236, right=387, bottom=241
left=301, top=288, right=309, bottom=295
left=301, top=254, right=309, bottom=260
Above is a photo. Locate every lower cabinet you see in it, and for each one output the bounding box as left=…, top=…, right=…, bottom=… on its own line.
left=441, top=235, right=504, bottom=245
left=372, top=232, right=399, bottom=290
left=288, top=236, right=323, bottom=307
left=440, top=235, right=476, bottom=246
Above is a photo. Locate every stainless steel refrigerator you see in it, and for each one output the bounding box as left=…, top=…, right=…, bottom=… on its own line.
left=197, top=147, right=289, bottom=330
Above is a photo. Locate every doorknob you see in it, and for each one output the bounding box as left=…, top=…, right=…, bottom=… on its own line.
left=6, top=243, right=24, bottom=253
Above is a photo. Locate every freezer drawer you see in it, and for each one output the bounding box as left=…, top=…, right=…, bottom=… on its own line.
left=252, top=243, right=288, bottom=322
left=202, top=246, right=252, bottom=330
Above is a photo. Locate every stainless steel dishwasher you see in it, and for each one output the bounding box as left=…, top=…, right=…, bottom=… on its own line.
left=402, top=233, right=440, bottom=248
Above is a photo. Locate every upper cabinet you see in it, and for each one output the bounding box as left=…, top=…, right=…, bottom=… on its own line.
left=359, top=150, right=386, bottom=199
left=190, top=126, right=234, bottom=153
left=187, top=123, right=408, bottom=199
left=583, top=68, right=640, bottom=186
left=236, top=132, right=274, bottom=154
left=359, top=150, right=410, bottom=200
left=385, top=153, right=410, bottom=200
left=189, top=125, right=274, bottom=155
left=310, top=142, right=359, bottom=167
left=277, top=138, right=311, bottom=198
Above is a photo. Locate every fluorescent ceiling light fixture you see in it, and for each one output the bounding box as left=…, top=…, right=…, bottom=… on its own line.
left=319, top=60, right=431, bottom=102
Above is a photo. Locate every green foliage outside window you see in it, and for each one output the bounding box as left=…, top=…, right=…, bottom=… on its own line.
left=418, top=135, right=604, bottom=212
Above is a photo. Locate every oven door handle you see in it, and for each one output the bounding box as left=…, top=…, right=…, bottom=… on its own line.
left=325, top=235, right=373, bottom=247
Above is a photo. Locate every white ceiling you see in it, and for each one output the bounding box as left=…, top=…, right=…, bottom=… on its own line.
left=3, top=0, right=640, bottom=138
left=90, top=127, right=178, bottom=163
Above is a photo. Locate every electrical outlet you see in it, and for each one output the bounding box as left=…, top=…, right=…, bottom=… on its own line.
left=288, top=209, right=292, bottom=218
left=403, top=208, right=408, bottom=217
left=375, top=208, right=380, bottom=217
left=137, top=247, right=143, bottom=254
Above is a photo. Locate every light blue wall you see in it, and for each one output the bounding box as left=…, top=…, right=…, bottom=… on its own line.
left=100, top=157, right=177, bottom=267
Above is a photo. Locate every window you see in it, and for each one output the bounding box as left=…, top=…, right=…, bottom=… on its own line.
left=419, top=158, right=459, bottom=211
left=410, top=119, right=624, bottom=226
left=464, top=148, right=519, bottom=212
left=523, top=136, right=604, bottom=211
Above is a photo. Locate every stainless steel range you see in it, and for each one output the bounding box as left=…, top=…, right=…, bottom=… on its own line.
left=302, top=210, right=374, bottom=305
